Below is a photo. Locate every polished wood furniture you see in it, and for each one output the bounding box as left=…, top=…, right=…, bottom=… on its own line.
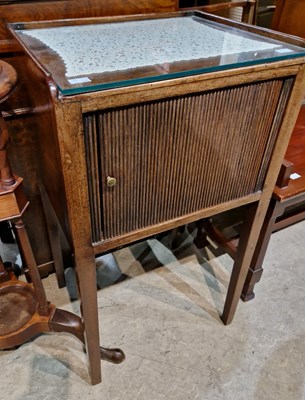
left=0, top=0, right=256, bottom=284
left=0, top=0, right=180, bottom=282
left=0, top=0, right=256, bottom=22
left=271, top=107, right=305, bottom=230
left=272, top=0, right=305, bottom=38
left=242, top=105, right=305, bottom=299
left=239, top=0, right=305, bottom=300
left=179, top=0, right=257, bottom=23
left=198, top=106, right=305, bottom=301
left=8, top=11, right=305, bottom=384
left=0, top=60, right=125, bottom=369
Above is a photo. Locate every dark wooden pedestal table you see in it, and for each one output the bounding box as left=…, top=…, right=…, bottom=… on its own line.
left=0, top=60, right=124, bottom=372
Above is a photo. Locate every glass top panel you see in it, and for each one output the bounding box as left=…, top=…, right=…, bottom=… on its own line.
left=12, top=13, right=305, bottom=95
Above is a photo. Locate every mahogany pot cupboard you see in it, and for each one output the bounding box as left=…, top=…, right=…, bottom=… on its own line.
left=0, top=0, right=180, bottom=283
left=4, top=9, right=305, bottom=384
left=0, top=0, right=256, bottom=283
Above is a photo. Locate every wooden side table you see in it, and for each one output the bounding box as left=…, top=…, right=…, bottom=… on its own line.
left=8, top=12, right=305, bottom=384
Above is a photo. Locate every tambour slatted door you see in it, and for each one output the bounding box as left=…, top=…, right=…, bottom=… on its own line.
left=84, top=77, right=293, bottom=244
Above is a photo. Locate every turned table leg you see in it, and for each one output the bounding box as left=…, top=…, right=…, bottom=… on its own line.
left=13, top=219, right=51, bottom=316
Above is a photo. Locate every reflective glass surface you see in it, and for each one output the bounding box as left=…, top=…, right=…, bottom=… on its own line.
left=12, top=13, right=305, bottom=95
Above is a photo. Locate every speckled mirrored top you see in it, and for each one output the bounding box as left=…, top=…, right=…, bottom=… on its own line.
left=12, top=14, right=305, bottom=94
left=19, top=17, right=281, bottom=77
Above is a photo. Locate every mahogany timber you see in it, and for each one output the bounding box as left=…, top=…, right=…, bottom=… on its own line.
left=0, top=0, right=176, bottom=23
left=272, top=0, right=305, bottom=38
left=9, top=11, right=305, bottom=385
left=0, top=0, right=177, bottom=278
left=0, top=61, right=17, bottom=188
left=0, top=60, right=52, bottom=348
left=0, top=0, right=259, bottom=281
left=0, top=61, right=125, bottom=378
left=275, top=159, right=294, bottom=189
left=274, top=107, right=305, bottom=202
left=200, top=106, right=305, bottom=302
left=196, top=1, right=305, bottom=301
left=241, top=0, right=305, bottom=300
left=180, top=0, right=257, bottom=23
left=0, top=61, right=17, bottom=103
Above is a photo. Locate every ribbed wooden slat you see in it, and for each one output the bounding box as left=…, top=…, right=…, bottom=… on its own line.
left=83, top=114, right=102, bottom=243
left=84, top=78, right=292, bottom=243
left=255, top=78, right=294, bottom=190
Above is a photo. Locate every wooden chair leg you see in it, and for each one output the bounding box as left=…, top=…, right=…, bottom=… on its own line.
left=241, top=198, right=285, bottom=301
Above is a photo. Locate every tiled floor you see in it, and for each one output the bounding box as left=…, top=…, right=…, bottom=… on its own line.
left=1, top=220, right=305, bottom=399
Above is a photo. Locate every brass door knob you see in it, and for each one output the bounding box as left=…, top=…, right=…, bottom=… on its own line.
left=106, top=176, right=117, bottom=187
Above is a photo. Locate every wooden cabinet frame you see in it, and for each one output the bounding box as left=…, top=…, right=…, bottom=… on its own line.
left=8, top=12, right=305, bottom=384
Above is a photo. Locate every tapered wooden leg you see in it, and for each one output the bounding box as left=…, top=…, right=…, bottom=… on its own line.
left=241, top=198, right=285, bottom=301
left=221, top=202, right=260, bottom=325
left=74, top=251, right=126, bottom=384
left=74, top=249, right=103, bottom=385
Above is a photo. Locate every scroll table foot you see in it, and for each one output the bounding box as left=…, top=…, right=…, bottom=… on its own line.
left=100, top=346, right=125, bottom=364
